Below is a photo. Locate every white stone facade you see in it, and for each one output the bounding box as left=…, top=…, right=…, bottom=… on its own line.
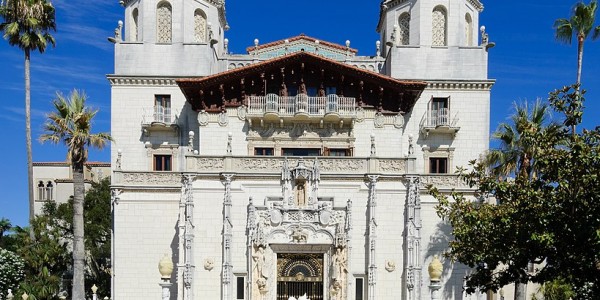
left=109, top=0, right=503, bottom=299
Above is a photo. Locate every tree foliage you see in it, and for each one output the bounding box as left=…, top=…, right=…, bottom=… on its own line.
left=1, top=177, right=112, bottom=299
left=0, top=249, right=25, bottom=300
left=430, top=85, right=600, bottom=299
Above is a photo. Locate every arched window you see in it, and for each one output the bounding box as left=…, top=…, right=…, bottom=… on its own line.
left=132, top=8, right=139, bottom=42
left=465, top=13, right=473, bottom=46
left=37, top=181, right=45, bottom=201
left=45, top=181, right=53, bottom=201
left=398, top=13, right=410, bottom=45
left=194, top=9, right=207, bottom=43
left=432, top=6, right=447, bottom=46
left=156, top=1, right=172, bottom=43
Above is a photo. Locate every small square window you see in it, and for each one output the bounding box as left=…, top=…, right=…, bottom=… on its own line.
left=429, top=157, right=448, bottom=174
left=154, top=155, right=172, bottom=171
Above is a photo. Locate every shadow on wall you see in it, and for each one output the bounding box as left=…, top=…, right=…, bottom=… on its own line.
left=170, top=221, right=180, bottom=300
left=425, top=220, right=473, bottom=300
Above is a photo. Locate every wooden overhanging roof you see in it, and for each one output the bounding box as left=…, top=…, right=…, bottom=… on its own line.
left=177, top=51, right=427, bottom=113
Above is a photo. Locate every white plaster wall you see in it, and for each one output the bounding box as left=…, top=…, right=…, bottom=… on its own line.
left=112, top=190, right=180, bottom=300
left=111, top=84, right=187, bottom=171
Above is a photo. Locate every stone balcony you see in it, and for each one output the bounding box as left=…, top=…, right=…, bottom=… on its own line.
left=420, top=108, right=460, bottom=138
left=141, top=107, right=179, bottom=136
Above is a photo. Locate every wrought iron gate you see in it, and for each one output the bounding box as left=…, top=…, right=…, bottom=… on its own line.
left=276, top=253, right=324, bottom=300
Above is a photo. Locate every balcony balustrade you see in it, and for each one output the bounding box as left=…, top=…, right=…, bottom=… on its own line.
left=247, top=94, right=355, bottom=121
left=420, top=108, right=460, bottom=137
left=141, top=106, right=179, bottom=134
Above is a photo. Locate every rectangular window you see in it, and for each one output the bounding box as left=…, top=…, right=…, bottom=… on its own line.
left=281, top=148, right=321, bottom=156
left=154, top=155, right=172, bottom=171
left=429, top=157, right=448, bottom=174
left=325, top=148, right=352, bottom=157
left=236, top=276, right=245, bottom=299
left=355, top=277, right=364, bottom=300
left=45, top=185, right=53, bottom=201
left=430, top=97, right=449, bottom=126
left=154, top=95, right=172, bottom=123
left=254, top=147, right=274, bottom=156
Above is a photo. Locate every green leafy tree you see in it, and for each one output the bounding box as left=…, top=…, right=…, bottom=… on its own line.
left=10, top=214, right=70, bottom=300
left=0, top=248, right=25, bottom=299
left=532, top=278, right=575, bottom=300
left=40, top=90, right=112, bottom=300
left=554, top=0, right=600, bottom=86
left=431, top=85, right=600, bottom=299
left=0, top=0, right=56, bottom=225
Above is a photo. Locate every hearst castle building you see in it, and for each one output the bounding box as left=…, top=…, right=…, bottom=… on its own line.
left=109, top=0, right=497, bottom=299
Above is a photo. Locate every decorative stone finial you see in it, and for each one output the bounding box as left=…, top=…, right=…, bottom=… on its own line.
left=376, top=40, right=381, bottom=56
left=428, top=255, right=443, bottom=282
left=345, top=40, right=350, bottom=48
left=159, top=253, right=174, bottom=279
left=91, top=284, right=98, bottom=294
left=224, top=38, right=229, bottom=54
left=254, top=38, right=259, bottom=47
left=7, top=289, right=13, bottom=300
left=188, top=131, right=195, bottom=150
left=21, top=293, right=28, bottom=300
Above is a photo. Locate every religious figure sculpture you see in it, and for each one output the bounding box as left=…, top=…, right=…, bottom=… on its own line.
left=296, top=181, right=307, bottom=207
left=332, top=247, right=348, bottom=279
left=253, top=246, right=268, bottom=279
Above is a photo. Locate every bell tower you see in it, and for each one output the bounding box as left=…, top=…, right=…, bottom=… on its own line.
left=377, top=0, right=489, bottom=80
left=113, top=0, right=228, bottom=76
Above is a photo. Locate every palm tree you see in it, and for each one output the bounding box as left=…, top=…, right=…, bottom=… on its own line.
left=0, top=217, right=11, bottom=243
left=40, top=90, right=112, bottom=300
left=0, top=0, right=56, bottom=226
left=554, top=0, right=600, bottom=87
left=484, top=100, right=559, bottom=300
left=485, top=100, right=559, bottom=180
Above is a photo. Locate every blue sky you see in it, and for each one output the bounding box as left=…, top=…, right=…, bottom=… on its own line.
left=1, top=0, right=599, bottom=227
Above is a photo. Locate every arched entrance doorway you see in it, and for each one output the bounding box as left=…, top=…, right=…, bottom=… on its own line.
left=276, top=253, right=324, bottom=300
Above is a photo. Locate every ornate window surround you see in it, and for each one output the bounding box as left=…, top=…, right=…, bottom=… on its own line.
left=193, top=8, right=207, bottom=43
left=146, top=143, right=179, bottom=171
left=422, top=146, right=454, bottom=174
left=398, top=12, right=410, bottom=46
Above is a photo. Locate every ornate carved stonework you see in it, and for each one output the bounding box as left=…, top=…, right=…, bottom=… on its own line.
left=122, top=172, right=181, bottom=185
left=198, top=111, right=209, bottom=126
left=420, top=175, right=469, bottom=189
left=247, top=122, right=352, bottom=139
left=378, top=159, right=406, bottom=173
left=374, top=112, right=385, bottom=128
left=196, top=158, right=224, bottom=171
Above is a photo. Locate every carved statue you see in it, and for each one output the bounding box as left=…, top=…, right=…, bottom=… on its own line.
left=291, top=227, right=308, bottom=243
left=332, top=247, right=348, bottom=280
left=252, top=246, right=268, bottom=279
left=296, top=182, right=307, bottom=207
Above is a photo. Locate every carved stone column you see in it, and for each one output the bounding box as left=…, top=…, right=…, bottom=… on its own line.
left=345, top=199, right=354, bottom=299
left=179, top=175, right=195, bottom=300
left=222, top=174, right=235, bottom=300
left=246, top=198, right=257, bottom=300
left=366, top=175, right=379, bottom=300
left=404, top=176, right=422, bottom=300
